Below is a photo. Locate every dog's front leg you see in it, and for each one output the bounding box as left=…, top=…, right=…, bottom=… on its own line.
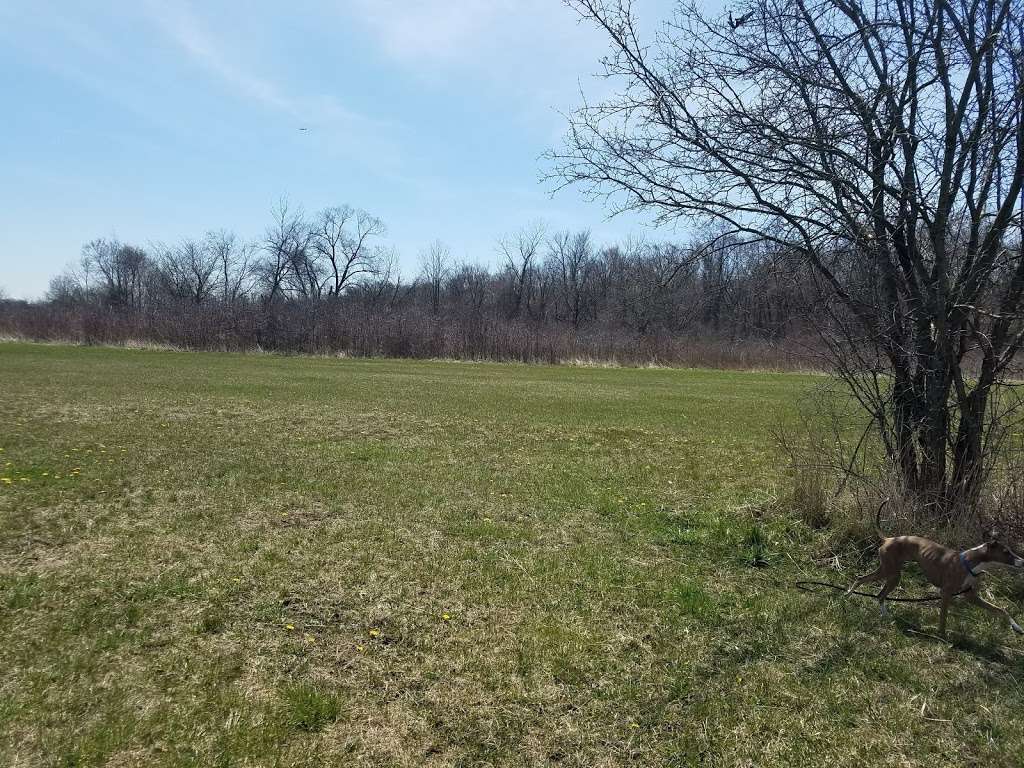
left=938, top=590, right=953, bottom=638
left=964, top=588, right=1024, bottom=635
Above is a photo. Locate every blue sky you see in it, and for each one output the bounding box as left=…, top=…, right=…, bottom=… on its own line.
left=0, top=0, right=679, bottom=299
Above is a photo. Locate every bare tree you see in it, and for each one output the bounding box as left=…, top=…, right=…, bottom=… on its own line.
left=285, top=242, right=326, bottom=301
left=206, top=230, right=254, bottom=303
left=419, top=240, right=452, bottom=314
left=366, top=246, right=405, bottom=309
left=448, top=262, right=492, bottom=316
left=81, top=238, right=149, bottom=310
left=157, top=238, right=219, bottom=305
left=549, top=230, right=595, bottom=328
left=697, top=232, right=743, bottom=332
left=549, top=0, right=1024, bottom=513
left=311, top=206, right=387, bottom=297
left=497, top=222, right=546, bottom=318
left=259, top=199, right=309, bottom=305
left=619, top=240, right=702, bottom=335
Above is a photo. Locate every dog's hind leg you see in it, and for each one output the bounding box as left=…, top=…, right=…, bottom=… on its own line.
left=876, top=573, right=901, bottom=617
left=964, top=588, right=1024, bottom=635
left=845, top=566, right=887, bottom=597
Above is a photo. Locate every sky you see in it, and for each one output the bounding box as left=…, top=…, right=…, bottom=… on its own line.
left=0, top=0, right=680, bottom=300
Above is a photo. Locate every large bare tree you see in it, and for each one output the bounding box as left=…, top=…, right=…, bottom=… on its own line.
left=311, top=206, right=387, bottom=298
left=550, top=0, right=1024, bottom=513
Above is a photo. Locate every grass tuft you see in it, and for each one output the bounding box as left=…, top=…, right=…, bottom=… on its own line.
left=279, top=682, right=345, bottom=733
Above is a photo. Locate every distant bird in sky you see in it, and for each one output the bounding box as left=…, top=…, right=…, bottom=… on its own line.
left=298, top=127, right=309, bottom=132
left=729, top=10, right=755, bottom=28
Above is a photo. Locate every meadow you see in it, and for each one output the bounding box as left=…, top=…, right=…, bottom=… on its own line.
left=2, top=342, right=1023, bottom=767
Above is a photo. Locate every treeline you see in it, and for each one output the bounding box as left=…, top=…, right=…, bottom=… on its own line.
left=0, top=201, right=816, bottom=368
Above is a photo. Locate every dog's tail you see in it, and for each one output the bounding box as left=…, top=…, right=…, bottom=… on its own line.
left=874, top=497, right=891, bottom=540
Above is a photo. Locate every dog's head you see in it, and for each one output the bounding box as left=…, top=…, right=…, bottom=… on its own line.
left=980, top=530, right=1024, bottom=568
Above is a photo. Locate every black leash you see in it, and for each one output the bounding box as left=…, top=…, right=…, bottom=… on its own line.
left=795, top=579, right=969, bottom=603
left=795, top=579, right=982, bottom=644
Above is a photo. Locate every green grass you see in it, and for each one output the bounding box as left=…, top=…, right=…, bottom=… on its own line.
left=1, top=342, right=1023, bottom=766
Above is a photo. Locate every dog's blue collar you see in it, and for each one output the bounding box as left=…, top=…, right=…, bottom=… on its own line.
left=960, top=551, right=979, bottom=578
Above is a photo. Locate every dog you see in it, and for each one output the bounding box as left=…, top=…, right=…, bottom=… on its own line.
left=846, top=502, right=1024, bottom=638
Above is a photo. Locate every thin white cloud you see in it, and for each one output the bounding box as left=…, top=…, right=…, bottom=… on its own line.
left=346, top=0, right=595, bottom=67
left=348, top=0, right=511, bottom=62
left=143, top=0, right=295, bottom=114
left=143, top=0, right=405, bottom=166
left=335, top=0, right=614, bottom=141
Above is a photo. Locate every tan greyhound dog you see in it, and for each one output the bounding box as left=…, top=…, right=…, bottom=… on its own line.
left=846, top=504, right=1024, bottom=638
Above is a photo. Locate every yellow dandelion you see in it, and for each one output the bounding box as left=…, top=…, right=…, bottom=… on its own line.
left=305, top=634, right=316, bottom=644
left=285, top=624, right=295, bottom=631
left=368, top=629, right=380, bottom=637
left=1, top=478, right=12, bottom=485
left=442, top=613, right=451, bottom=621
left=356, top=644, right=366, bottom=652
left=629, top=722, right=640, bottom=730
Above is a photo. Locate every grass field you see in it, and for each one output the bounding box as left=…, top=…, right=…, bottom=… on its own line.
left=2, top=342, right=1024, bottom=767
